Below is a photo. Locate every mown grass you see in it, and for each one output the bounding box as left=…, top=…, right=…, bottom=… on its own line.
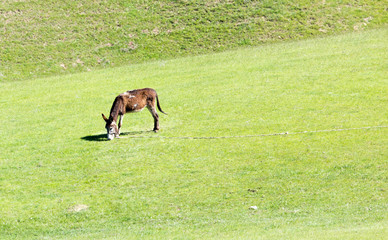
left=1, top=0, right=387, bottom=81
left=0, top=28, right=387, bottom=239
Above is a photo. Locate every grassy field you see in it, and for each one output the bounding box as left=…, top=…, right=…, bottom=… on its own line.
left=0, top=28, right=387, bottom=239
left=1, top=0, right=387, bottom=82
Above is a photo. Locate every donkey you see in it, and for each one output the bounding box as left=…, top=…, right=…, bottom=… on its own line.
left=102, top=88, right=167, bottom=140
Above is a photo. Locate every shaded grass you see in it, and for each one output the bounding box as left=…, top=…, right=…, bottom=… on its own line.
left=1, top=0, right=387, bottom=81
left=0, top=28, right=387, bottom=239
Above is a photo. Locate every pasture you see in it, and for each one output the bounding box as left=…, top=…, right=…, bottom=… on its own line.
left=0, top=28, right=387, bottom=239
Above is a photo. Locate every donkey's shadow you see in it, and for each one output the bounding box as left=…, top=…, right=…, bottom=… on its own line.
left=81, top=131, right=152, bottom=142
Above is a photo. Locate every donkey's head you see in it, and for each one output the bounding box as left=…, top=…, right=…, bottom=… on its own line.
left=102, top=113, right=119, bottom=140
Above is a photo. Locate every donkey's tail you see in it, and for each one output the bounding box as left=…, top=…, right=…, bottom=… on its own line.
left=156, top=94, right=167, bottom=115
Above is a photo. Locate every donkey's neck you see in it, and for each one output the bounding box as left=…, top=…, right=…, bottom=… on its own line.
left=109, top=97, right=123, bottom=122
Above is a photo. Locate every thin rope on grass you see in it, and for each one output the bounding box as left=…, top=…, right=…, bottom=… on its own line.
left=125, top=125, right=388, bottom=140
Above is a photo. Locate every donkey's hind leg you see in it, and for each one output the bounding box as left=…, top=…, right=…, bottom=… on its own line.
left=148, top=106, right=160, bottom=132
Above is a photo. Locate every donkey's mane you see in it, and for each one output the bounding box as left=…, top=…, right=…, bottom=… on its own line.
left=109, top=96, right=124, bottom=122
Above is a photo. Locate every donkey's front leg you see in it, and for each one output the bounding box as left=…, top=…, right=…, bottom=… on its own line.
left=118, top=114, right=124, bottom=135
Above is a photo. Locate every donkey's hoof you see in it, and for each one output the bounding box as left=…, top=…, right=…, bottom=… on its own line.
left=153, top=129, right=159, bottom=133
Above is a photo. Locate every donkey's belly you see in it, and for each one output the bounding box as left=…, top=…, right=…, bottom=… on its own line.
left=127, top=104, right=146, bottom=113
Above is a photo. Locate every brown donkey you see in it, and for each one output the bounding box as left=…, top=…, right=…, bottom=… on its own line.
left=102, top=88, right=167, bottom=140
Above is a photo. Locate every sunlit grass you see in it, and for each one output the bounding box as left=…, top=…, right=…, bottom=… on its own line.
left=0, top=28, right=387, bottom=239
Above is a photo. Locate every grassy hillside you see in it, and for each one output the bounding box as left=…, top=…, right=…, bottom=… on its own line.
left=1, top=0, right=387, bottom=81
left=0, top=28, right=387, bottom=239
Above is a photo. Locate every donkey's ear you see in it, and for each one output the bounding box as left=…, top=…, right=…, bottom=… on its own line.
left=102, top=113, right=109, bottom=122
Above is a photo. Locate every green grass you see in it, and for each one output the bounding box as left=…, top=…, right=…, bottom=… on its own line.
left=0, top=28, right=387, bottom=239
left=1, top=0, right=387, bottom=82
